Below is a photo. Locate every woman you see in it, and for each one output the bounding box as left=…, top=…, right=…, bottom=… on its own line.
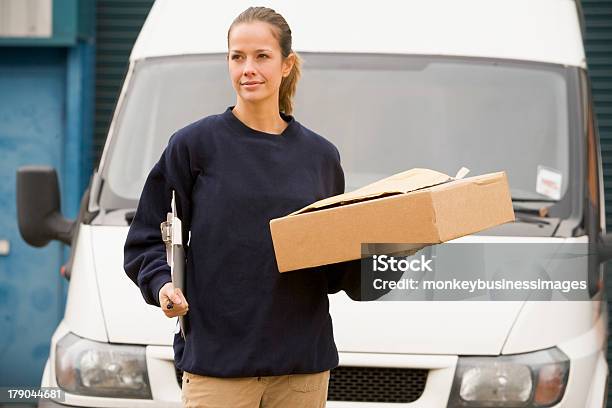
left=124, top=6, right=360, bottom=408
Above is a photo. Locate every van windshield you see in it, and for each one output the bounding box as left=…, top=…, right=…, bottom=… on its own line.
left=100, top=53, right=578, bottom=217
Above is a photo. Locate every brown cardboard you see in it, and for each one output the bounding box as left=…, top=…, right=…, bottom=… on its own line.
left=269, top=168, right=515, bottom=273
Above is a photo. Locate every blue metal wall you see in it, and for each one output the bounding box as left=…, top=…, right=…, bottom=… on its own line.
left=0, top=4, right=95, bottom=387
left=0, top=48, right=67, bottom=387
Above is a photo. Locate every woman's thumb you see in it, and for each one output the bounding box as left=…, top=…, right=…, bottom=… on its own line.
left=159, top=281, right=174, bottom=304
left=172, top=288, right=182, bottom=304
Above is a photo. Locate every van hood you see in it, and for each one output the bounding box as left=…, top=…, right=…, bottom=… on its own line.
left=91, top=227, right=584, bottom=355
left=329, top=296, right=524, bottom=355
left=92, top=226, right=176, bottom=346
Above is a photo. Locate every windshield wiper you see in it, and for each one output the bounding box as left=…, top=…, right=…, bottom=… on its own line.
left=511, top=197, right=557, bottom=203
left=510, top=199, right=555, bottom=225
left=513, top=203, right=552, bottom=218
left=511, top=195, right=557, bottom=216
left=125, top=210, right=137, bottom=224
left=102, top=208, right=137, bottom=224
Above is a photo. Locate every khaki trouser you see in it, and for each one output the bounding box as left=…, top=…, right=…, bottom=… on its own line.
left=181, top=370, right=330, bottom=408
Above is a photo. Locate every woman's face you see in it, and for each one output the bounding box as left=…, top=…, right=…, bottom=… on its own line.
left=228, top=21, right=294, bottom=107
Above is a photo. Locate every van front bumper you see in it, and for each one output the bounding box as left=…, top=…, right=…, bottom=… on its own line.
left=39, top=318, right=608, bottom=407
left=38, top=400, right=80, bottom=408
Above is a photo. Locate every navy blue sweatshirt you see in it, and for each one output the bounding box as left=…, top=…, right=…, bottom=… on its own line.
left=123, top=106, right=361, bottom=378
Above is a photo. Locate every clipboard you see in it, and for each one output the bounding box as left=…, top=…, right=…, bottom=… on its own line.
left=160, top=190, right=188, bottom=338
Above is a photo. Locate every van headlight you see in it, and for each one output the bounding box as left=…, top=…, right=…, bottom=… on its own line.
left=447, top=347, right=569, bottom=407
left=55, top=332, right=152, bottom=399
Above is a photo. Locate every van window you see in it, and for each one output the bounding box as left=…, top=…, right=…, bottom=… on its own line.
left=100, top=54, right=575, bottom=213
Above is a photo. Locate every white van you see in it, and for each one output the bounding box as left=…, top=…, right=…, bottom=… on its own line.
left=18, top=0, right=609, bottom=406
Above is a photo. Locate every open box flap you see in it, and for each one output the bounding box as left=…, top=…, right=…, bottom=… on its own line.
left=290, top=167, right=470, bottom=216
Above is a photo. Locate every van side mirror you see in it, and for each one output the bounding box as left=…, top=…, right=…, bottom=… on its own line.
left=16, top=166, right=75, bottom=247
left=597, top=233, right=612, bottom=263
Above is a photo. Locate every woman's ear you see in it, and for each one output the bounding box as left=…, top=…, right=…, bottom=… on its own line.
left=282, top=53, right=296, bottom=77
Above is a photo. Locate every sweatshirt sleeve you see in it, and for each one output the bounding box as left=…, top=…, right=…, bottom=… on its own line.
left=324, top=146, right=403, bottom=301
left=123, top=132, right=195, bottom=307
left=324, top=145, right=363, bottom=299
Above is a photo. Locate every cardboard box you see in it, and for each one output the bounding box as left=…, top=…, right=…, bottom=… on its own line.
left=269, top=168, right=515, bottom=273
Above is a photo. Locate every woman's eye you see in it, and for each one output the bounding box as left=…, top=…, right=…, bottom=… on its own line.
left=231, top=55, right=242, bottom=60
left=258, top=54, right=269, bottom=59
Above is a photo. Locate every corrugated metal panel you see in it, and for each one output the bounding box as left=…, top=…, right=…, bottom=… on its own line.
left=94, top=0, right=154, bottom=168
left=582, top=0, right=612, bottom=405
left=584, top=1, right=612, bottom=195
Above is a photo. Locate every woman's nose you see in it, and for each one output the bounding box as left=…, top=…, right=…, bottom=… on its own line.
left=242, top=57, right=257, bottom=75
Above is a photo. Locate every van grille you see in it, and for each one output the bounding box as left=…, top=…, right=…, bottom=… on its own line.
left=328, top=366, right=428, bottom=403
left=176, top=365, right=428, bottom=403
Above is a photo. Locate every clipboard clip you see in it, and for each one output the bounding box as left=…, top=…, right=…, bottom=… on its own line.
left=160, top=190, right=188, bottom=338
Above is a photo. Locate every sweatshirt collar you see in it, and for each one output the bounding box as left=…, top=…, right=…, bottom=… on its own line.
left=222, top=106, right=297, bottom=138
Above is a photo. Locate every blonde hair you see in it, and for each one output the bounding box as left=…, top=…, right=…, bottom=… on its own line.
left=228, top=6, right=302, bottom=115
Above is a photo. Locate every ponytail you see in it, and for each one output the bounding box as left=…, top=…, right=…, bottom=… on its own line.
left=279, top=52, right=302, bottom=115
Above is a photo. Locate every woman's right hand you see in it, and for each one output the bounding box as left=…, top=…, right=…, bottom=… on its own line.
left=158, top=282, right=189, bottom=318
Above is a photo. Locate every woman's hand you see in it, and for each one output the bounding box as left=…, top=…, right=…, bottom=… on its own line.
left=158, top=282, right=189, bottom=318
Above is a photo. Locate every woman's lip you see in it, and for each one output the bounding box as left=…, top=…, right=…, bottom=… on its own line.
left=242, top=82, right=263, bottom=85
left=242, top=82, right=263, bottom=89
